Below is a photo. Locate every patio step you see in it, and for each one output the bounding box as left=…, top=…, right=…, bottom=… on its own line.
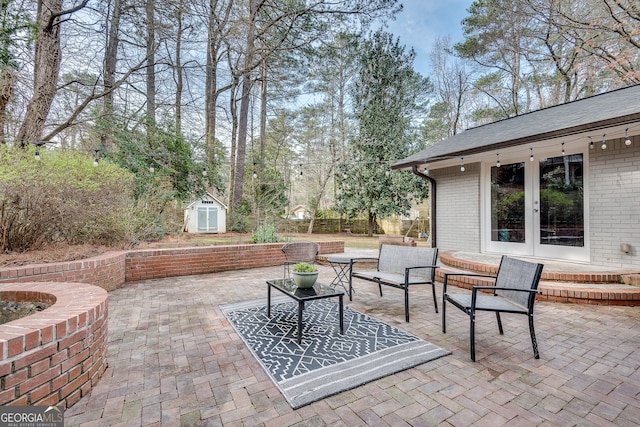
left=438, top=251, right=640, bottom=306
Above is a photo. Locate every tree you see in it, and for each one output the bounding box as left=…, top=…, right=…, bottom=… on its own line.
left=455, top=0, right=534, bottom=120
left=231, top=0, right=401, bottom=215
left=336, top=30, right=431, bottom=236
left=551, top=0, right=640, bottom=85
left=0, top=0, right=35, bottom=144
left=425, top=36, right=472, bottom=141
left=16, top=0, right=89, bottom=146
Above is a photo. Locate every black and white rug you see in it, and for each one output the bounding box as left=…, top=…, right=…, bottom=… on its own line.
left=220, top=297, right=450, bottom=409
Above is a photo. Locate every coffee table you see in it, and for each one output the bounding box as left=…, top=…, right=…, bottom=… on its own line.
left=266, top=278, right=344, bottom=344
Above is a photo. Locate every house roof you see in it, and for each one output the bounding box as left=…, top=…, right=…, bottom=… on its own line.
left=393, top=84, right=640, bottom=170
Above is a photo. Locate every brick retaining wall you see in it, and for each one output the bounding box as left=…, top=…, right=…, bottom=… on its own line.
left=125, top=241, right=344, bottom=282
left=0, top=283, right=108, bottom=408
left=0, top=252, right=127, bottom=292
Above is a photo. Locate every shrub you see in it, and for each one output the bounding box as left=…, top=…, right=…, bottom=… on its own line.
left=0, top=146, right=137, bottom=251
left=251, top=223, right=279, bottom=243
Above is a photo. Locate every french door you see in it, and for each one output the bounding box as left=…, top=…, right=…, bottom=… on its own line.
left=484, top=148, right=588, bottom=261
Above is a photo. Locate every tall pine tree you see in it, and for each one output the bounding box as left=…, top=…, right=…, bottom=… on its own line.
left=336, top=30, right=432, bottom=236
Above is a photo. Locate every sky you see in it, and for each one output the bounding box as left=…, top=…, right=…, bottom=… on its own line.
left=382, top=0, right=475, bottom=76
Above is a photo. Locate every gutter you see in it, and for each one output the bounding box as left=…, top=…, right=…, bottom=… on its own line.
left=411, top=165, right=436, bottom=248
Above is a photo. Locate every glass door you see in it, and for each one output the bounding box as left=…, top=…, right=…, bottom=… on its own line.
left=534, top=153, right=588, bottom=260
left=484, top=149, right=588, bottom=261
left=486, top=160, right=531, bottom=255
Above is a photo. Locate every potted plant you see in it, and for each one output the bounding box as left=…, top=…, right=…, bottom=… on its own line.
left=291, top=262, right=318, bottom=288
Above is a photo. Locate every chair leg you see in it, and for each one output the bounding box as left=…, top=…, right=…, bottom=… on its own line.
left=442, top=296, right=447, bottom=333
left=529, top=314, right=540, bottom=359
left=431, top=283, right=438, bottom=313
left=378, top=283, right=383, bottom=297
left=470, top=310, right=476, bottom=362
left=495, top=312, right=504, bottom=334
left=404, top=285, right=409, bottom=322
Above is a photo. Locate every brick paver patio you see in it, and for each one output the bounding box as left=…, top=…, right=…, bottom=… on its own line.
left=65, top=264, right=640, bottom=426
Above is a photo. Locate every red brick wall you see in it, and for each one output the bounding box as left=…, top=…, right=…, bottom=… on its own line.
left=0, top=242, right=344, bottom=288
left=0, top=252, right=127, bottom=291
left=125, top=241, right=344, bottom=282
left=0, top=283, right=108, bottom=407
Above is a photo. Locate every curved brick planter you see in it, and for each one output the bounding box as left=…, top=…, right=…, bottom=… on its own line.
left=0, top=282, right=108, bottom=407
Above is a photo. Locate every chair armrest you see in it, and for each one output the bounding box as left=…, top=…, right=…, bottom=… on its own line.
left=349, top=257, right=379, bottom=263
left=404, top=265, right=439, bottom=281
left=472, top=286, right=541, bottom=294
left=405, top=265, right=439, bottom=271
left=443, top=272, right=496, bottom=292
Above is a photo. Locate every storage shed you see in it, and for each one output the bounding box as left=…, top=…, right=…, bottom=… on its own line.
left=184, top=193, right=227, bottom=233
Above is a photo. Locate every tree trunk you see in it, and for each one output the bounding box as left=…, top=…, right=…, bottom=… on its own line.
left=227, top=74, right=239, bottom=212
left=259, top=57, right=267, bottom=161
left=0, top=67, right=16, bottom=144
left=232, top=0, right=258, bottom=211
left=145, top=0, right=156, bottom=129
left=174, top=0, right=183, bottom=134
left=367, top=211, right=376, bottom=237
left=16, top=0, right=64, bottom=146
left=205, top=0, right=218, bottom=164
left=102, top=0, right=122, bottom=151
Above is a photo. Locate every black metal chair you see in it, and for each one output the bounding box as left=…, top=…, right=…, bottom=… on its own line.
left=281, top=241, right=320, bottom=279
left=442, top=256, right=544, bottom=361
left=350, top=245, right=439, bottom=322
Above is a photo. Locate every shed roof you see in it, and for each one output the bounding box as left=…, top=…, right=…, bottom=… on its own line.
left=186, top=192, right=228, bottom=210
left=393, top=84, right=640, bottom=169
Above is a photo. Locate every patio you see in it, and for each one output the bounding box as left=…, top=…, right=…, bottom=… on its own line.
left=64, top=262, right=640, bottom=426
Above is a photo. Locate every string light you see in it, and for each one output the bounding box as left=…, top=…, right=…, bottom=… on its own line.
left=625, top=128, right=632, bottom=146
left=438, top=124, right=640, bottom=171
left=33, top=141, right=46, bottom=160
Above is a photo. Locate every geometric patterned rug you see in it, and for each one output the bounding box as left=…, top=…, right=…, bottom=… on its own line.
left=220, top=297, right=450, bottom=409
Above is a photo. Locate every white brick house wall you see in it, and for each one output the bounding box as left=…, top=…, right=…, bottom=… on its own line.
left=588, top=134, right=640, bottom=268
left=430, top=163, right=481, bottom=252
